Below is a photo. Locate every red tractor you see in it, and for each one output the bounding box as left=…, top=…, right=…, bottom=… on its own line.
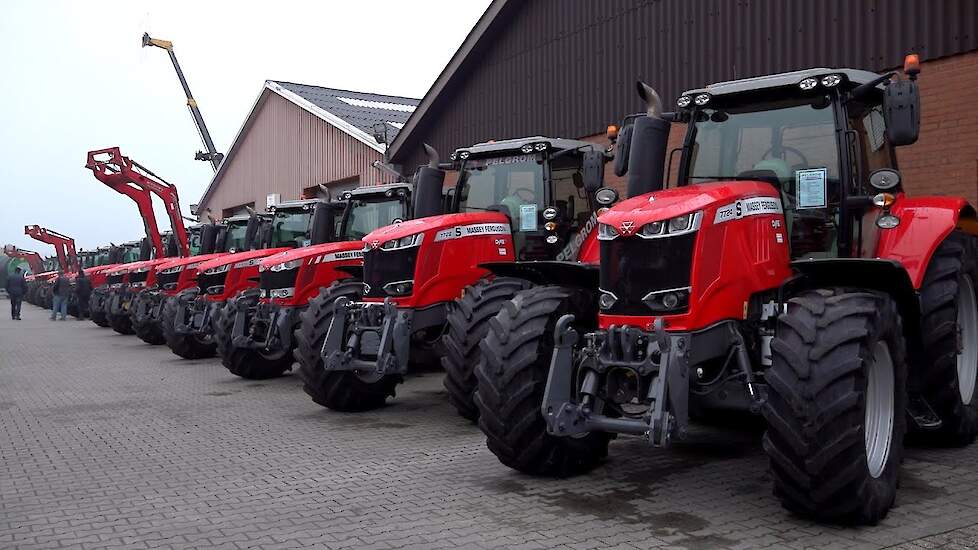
left=23, top=225, right=79, bottom=311
left=164, top=197, right=338, bottom=361
left=295, top=138, right=612, bottom=414
left=3, top=245, right=44, bottom=275
left=219, top=180, right=436, bottom=379
left=87, top=241, right=145, bottom=327
left=475, top=58, right=976, bottom=524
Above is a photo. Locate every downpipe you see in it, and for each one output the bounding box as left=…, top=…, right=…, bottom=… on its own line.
left=320, top=297, right=412, bottom=379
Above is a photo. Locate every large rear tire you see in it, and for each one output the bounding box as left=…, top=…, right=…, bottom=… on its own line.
left=442, top=276, right=533, bottom=421
left=161, top=290, right=217, bottom=359
left=294, top=281, right=400, bottom=411
left=916, top=231, right=978, bottom=446
left=131, top=291, right=165, bottom=345
left=107, top=291, right=133, bottom=335
left=214, top=295, right=294, bottom=379
left=476, top=286, right=609, bottom=476
left=764, top=289, right=907, bottom=525
left=89, top=288, right=110, bottom=327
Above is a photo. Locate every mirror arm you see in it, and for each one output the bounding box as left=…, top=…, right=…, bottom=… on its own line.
left=850, top=72, right=895, bottom=101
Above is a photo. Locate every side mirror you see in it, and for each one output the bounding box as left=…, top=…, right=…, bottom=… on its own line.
left=199, top=224, right=219, bottom=254
left=214, top=226, right=229, bottom=253
left=582, top=150, right=605, bottom=192
left=883, top=79, right=920, bottom=146
left=613, top=124, right=633, bottom=177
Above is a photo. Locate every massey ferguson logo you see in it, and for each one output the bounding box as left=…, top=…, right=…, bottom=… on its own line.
left=620, top=221, right=635, bottom=235
left=369, top=240, right=380, bottom=249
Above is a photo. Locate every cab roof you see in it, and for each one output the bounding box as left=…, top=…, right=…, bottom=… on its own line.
left=269, top=198, right=330, bottom=210
left=681, top=68, right=884, bottom=98
left=456, top=136, right=602, bottom=157
left=343, top=182, right=413, bottom=199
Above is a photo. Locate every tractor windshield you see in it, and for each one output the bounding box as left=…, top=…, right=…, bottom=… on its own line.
left=224, top=221, right=249, bottom=252
left=685, top=95, right=843, bottom=258
left=188, top=230, right=202, bottom=256
left=459, top=154, right=545, bottom=232
left=342, top=197, right=406, bottom=241
left=270, top=208, right=313, bottom=248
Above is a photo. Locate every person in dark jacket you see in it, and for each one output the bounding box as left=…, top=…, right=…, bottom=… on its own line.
left=75, top=268, right=92, bottom=320
left=51, top=269, right=70, bottom=321
left=5, top=267, right=26, bottom=320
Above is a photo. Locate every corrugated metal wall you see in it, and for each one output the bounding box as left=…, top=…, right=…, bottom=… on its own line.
left=201, top=92, right=393, bottom=214
left=394, top=0, right=978, bottom=171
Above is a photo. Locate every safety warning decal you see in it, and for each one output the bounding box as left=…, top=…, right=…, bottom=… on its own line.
left=713, top=196, right=783, bottom=224
left=433, top=223, right=511, bottom=242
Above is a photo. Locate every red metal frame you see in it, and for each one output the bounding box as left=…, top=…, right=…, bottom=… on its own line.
left=85, top=147, right=190, bottom=258
left=23, top=225, right=78, bottom=273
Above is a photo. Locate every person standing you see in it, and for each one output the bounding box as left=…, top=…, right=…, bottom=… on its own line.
left=75, top=268, right=92, bottom=321
left=51, top=269, right=70, bottom=321
left=5, top=267, right=26, bottom=320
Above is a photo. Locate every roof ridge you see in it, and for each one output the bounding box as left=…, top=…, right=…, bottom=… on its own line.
left=267, top=80, right=420, bottom=103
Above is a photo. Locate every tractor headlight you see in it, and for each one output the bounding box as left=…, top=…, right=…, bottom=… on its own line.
left=820, top=74, right=842, bottom=87
left=676, top=95, right=692, bottom=108
left=383, top=280, right=414, bottom=296
left=132, top=266, right=150, bottom=274
left=520, top=144, right=534, bottom=154
left=594, top=187, right=619, bottom=206
left=533, top=142, right=548, bottom=151
left=381, top=233, right=423, bottom=251
left=597, top=223, right=620, bottom=241
left=458, top=151, right=470, bottom=160
left=268, top=259, right=302, bottom=272
left=669, top=213, right=693, bottom=232
left=599, top=290, right=618, bottom=311
left=638, top=221, right=665, bottom=238
left=643, top=287, right=691, bottom=313
left=269, top=287, right=295, bottom=299
left=203, top=263, right=230, bottom=275
left=799, top=77, right=819, bottom=90
left=693, top=93, right=711, bottom=106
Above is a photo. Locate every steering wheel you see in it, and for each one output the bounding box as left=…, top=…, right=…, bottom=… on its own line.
left=512, top=188, right=536, bottom=202
left=761, top=145, right=810, bottom=168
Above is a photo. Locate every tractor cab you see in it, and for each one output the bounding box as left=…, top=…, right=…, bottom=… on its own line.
left=673, top=67, right=906, bottom=260
left=451, top=137, right=610, bottom=262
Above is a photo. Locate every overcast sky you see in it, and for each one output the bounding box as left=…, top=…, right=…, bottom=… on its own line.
left=0, top=0, right=491, bottom=254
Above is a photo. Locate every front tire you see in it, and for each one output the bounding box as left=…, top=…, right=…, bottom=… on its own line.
left=161, top=290, right=217, bottom=359
left=764, top=289, right=907, bottom=525
left=131, top=291, right=165, bottom=345
left=294, top=281, right=400, bottom=411
left=475, top=286, right=609, bottom=477
left=917, top=231, right=978, bottom=445
left=215, top=295, right=294, bottom=379
left=442, top=276, right=532, bottom=421
left=89, top=288, right=110, bottom=327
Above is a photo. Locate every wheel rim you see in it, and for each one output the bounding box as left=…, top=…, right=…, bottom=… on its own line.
left=957, top=275, right=978, bottom=405
left=865, top=341, right=895, bottom=479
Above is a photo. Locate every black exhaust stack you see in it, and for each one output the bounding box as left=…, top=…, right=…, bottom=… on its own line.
left=310, top=202, right=335, bottom=245
left=627, top=82, right=671, bottom=198
left=243, top=206, right=260, bottom=251
left=199, top=224, right=218, bottom=255
left=412, top=143, right=445, bottom=219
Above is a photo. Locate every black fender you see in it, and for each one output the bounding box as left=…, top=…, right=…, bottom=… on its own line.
left=786, top=257, right=920, bottom=344
left=478, top=261, right=599, bottom=289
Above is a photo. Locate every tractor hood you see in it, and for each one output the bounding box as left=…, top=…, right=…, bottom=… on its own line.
left=361, top=212, right=510, bottom=249
left=195, top=247, right=290, bottom=273
left=84, top=264, right=119, bottom=277
left=258, top=241, right=364, bottom=271
left=155, top=252, right=229, bottom=274
left=599, top=180, right=780, bottom=228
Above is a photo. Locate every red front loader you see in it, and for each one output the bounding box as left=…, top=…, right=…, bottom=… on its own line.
left=477, top=58, right=978, bottom=524
left=23, top=225, right=79, bottom=313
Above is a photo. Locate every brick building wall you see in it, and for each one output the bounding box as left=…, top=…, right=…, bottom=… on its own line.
left=585, top=51, right=978, bottom=205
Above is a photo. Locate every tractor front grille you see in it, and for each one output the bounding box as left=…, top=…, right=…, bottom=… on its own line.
left=362, top=247, right=418, bottom=298
left=260, top=268, right=298, bottom=292
left=129, top=271, right=150, bottom=284
left=106, top=273, right=124, bottom=286
left=198, top=271, right=228, bottom=295
left=599, top=232, right=695, bottom=316
left=157, top=271, right=180, bottom=291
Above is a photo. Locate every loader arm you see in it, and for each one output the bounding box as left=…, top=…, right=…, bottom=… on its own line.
left=85, top=147, right=190, bottom=258
left=23, top=225, right=78, bottom=272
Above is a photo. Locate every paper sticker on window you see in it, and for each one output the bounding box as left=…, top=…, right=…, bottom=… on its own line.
left=796, top=168, right=827, bottom=209
left=519, top=204, right=538, bottom=231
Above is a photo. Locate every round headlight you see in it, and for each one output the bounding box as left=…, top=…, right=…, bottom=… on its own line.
left=599, top=292, right=617, bottom=310
left=694, top=93, right=711, bottom=106
left=449, top=152, right=458, bottom=161
left=799, top=77, right=819, bottom=91
left=661, top=292, right=680, bottom=309
left=534, top=143, right=548, bottom=151
left=542, top=207, right=558, bottom=220
left=820, top=74, right=842, bottom=87
left=458, top=151, right=470, bottom=159
left=594, top=187, right=619, bottom=206
left=869, top=168, right=901, bottom=190
left=544, top=222, right=557, bottom=231
left=545, top=235, right=558, bottom=244
left=677, top=95, right=692, bottom=108
left=520, top=144, right=534, bottom=154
